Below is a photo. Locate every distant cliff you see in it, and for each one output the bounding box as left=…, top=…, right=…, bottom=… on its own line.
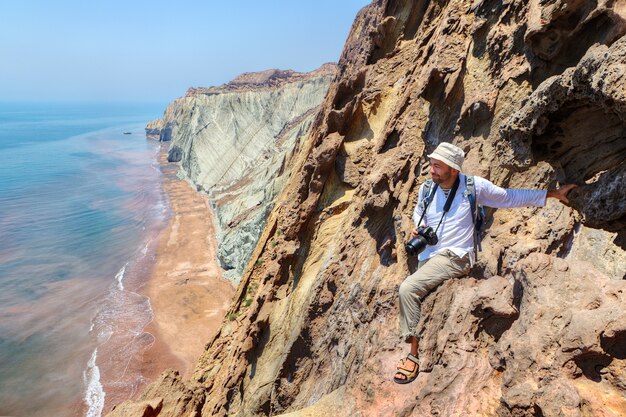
left=146, top=64, right=336, bottom=281
left=116, top=1, right=626, bottom=416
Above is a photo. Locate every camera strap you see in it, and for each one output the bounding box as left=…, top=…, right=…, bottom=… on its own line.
left=434, top=176, right=460, bottom=234
left=416, top=181, right=438, bottom=228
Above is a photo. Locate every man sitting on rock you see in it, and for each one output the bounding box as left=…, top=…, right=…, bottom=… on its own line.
left=393, top=142, right=577, bottom=384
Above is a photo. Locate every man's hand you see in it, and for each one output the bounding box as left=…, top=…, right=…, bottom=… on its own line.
left=411, top=224, right=426, bottom=238
left=547, top=184, right=578, bottom=204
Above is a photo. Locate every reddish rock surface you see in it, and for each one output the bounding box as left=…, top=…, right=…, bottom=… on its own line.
left=110, top=1, right=626, bottom=416
left=186, top=63, right=338, bottom=95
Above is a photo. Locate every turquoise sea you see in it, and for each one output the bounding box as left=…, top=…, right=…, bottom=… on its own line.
left=0, top=103, right=168, bottom=417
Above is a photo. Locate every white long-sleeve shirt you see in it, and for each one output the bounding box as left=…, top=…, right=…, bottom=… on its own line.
left=413, top=174, right=547, bottom=263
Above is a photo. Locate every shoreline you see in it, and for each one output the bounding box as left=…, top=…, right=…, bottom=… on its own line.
left=104, top=143, right=235, bottom=412
left=141, top=144, right=235, bottom=378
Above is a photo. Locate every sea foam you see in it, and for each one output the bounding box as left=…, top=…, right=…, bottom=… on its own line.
left=83, top=349, right=105, bottom=417
left=115, top=264, right=127, bottom=291
left=141, top=240, right=150, bottom=256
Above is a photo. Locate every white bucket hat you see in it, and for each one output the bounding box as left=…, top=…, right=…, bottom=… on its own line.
left=427, top=142, right=464, bottom=171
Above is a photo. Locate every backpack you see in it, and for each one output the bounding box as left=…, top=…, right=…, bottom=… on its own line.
left=464, top=176, right=485, bottom=255
left=420, top=175, right=485, bottom=256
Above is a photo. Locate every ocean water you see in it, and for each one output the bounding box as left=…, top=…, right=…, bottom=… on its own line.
left=0, top=103, right=168, bottom=417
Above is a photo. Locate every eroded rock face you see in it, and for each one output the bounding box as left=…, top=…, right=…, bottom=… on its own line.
left=145, top=65, right=336, bottom=281
left=119, top=1, right=626, bottom=416
left=499, top=38, right=626, bottom=230
left=409, top=254, right=626, bottom=416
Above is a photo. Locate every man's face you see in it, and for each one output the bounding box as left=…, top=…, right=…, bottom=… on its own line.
left=429, top=158, right=455, bottom=185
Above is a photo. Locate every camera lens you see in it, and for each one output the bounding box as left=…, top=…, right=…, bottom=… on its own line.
left=405, top=236, right=428, bottom=256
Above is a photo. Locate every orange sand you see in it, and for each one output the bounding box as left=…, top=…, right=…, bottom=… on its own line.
left=140, top=148, right=235, bottom=380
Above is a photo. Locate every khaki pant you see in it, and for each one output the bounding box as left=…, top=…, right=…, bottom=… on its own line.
left=399, top=249, right=471, bottom=342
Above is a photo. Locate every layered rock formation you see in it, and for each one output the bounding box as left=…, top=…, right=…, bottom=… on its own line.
left=146, top=64, right=336, bottom=281
left=117, top=1, right=626, bottom=416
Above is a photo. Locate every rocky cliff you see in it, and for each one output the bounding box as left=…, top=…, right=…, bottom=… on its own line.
left=146, top=64, right=336, bottom=281
left=116, top=1, right=626, bottom=416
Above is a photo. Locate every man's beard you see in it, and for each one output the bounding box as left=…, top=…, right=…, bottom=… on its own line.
left=431, top=169, right=452, bottom=185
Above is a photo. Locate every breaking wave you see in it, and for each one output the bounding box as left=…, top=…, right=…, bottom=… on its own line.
left=83, top=349, right=105, bottom=417
left=115, top=264, right=127, bottom=291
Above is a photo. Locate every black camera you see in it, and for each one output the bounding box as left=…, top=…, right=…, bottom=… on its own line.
left=405, top=226, right=438, bottom=256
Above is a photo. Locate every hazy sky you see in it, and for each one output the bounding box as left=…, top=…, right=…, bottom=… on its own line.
left=0, top=1, right=370, bottom=104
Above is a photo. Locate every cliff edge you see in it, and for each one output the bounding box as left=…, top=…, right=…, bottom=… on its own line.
left=116, top=1, right=626, bottom=416
left=146, top=65, right=336, bottom=281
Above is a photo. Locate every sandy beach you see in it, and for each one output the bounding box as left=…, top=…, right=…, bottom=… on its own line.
left=139, top=145, right=235, bottom=380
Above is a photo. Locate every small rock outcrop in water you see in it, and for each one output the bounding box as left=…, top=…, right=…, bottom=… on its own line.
left=118, top=1, right=626, bottom=416
left=146, top=64, right=337, bottom=281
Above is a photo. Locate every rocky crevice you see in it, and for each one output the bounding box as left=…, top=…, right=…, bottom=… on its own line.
left=499, top=38, right=626, bottom=231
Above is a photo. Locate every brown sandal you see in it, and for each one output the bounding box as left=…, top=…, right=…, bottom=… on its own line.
left=393, top=353, right=419, bottom=384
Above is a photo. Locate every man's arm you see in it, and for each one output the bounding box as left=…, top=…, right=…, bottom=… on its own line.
left=476, top=176, right=577, bottom=208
